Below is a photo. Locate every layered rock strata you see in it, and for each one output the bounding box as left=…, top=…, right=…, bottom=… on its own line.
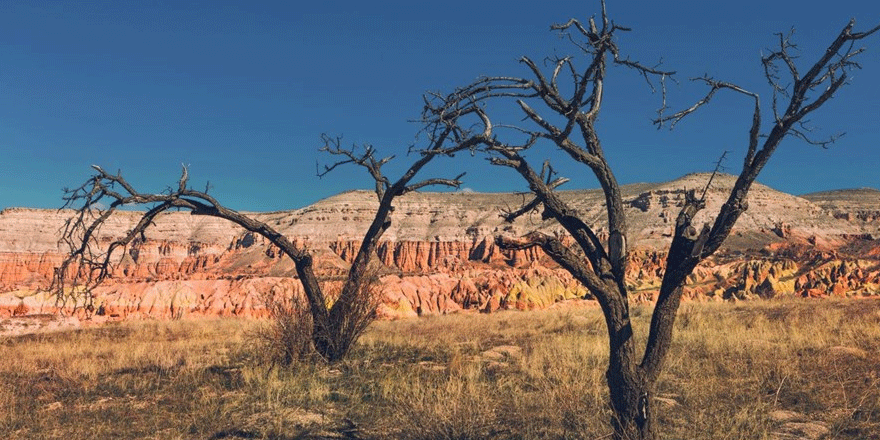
left=1, top=174, right=878, bottom=319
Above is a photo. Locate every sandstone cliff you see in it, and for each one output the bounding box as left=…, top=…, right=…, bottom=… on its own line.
left=1, top=174, right=878, bottom=319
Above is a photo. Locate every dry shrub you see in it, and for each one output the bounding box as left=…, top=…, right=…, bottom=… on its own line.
left=255, top=268, right=383, bottom=365
left=254, top=293, right=319, bottom=367
left=317, top=270, right=384, bottom=362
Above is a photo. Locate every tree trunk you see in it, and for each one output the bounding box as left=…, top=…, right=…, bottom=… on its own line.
left=606, top=336, right=655, bottom=440
left=608, top=370, right=654, bottom=440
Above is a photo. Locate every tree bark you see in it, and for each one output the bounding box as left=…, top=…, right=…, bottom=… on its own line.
left=608, top=366, right=654, bottom=440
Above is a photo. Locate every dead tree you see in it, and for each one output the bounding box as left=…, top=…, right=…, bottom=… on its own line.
left=423, top=2, right=879, bottom=438
left=54, top=110, right=490, bottom=363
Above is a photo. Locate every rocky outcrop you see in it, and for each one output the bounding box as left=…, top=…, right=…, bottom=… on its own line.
left=1, top=174, right=878, bottom=319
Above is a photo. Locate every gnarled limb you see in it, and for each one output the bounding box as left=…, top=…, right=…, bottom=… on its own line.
left=638, top=19, right=880, bottom=386
left=54, top=165, right=332, bottom=332
left=319, top=107, right=492, bottom=344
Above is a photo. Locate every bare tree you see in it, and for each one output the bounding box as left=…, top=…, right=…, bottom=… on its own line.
left=422, top=2, right=879, bottom=438
left=54, top=110, right=490, bottom=363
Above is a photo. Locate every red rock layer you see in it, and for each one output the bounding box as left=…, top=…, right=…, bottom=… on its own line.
left=1, top=236, right=878, bottom=320
left=1, top=176, right=878, bottom=320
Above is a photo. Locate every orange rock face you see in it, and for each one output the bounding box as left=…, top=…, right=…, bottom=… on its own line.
left=1, top=174, right=878, bottom=319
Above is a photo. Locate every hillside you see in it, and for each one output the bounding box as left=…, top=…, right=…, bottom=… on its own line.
left=1, top=173, right=878, bottom=319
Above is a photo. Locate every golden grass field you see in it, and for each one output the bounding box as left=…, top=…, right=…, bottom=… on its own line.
left=2, top=298, right=879, bottom=439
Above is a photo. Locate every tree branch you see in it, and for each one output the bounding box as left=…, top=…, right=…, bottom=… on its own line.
left=496, top=232, right=610, bottom=301
left=53, top=166, right=322, bottom=318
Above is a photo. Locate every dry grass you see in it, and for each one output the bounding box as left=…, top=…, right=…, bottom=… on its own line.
left=2, top=298, right=879, bottom=439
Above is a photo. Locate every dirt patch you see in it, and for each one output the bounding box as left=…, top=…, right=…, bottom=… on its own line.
left=0, top=314, right=80, bottom=338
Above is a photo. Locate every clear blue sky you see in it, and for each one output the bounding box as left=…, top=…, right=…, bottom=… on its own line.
left=1, top=0, right=878, bottom=211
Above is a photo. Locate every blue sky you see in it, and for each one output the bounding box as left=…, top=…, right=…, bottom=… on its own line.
left=1, top=0, right=878, bottom=211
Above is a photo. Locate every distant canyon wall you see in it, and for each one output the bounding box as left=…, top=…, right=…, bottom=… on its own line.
left=1, top=173, right=879, bottom=319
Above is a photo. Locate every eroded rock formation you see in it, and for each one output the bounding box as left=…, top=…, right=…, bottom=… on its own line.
left=1, top=174, right=878, bottom=319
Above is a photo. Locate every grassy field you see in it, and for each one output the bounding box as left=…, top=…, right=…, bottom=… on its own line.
left=2, top=298, right=879, bottom=439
